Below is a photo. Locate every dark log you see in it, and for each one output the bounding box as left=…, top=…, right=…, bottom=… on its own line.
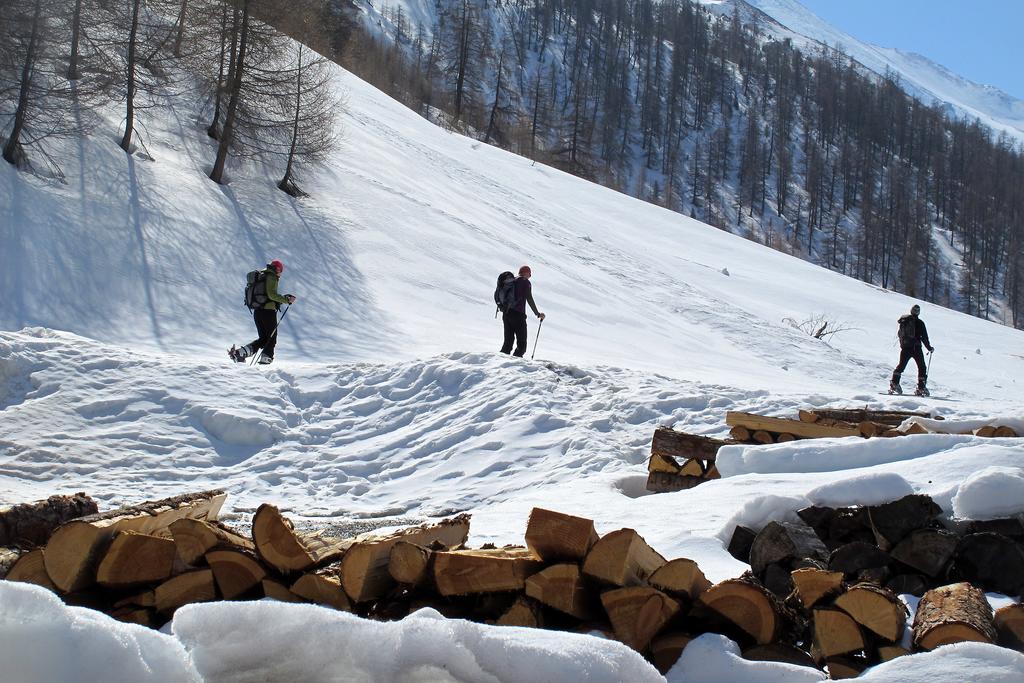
left=797, top=505, right=836, bottom=537
left=762, top=563, right=795, bottom=597
left=994, top=603, right=1024, bottom=650
left=828, top=542, right=890, bottom=577
left=994, top=426, right=1018, bottom=438
left=650, top=633, right=692, bottom=674
left=890, top=529, right=958, bottom=578
left=912, top=582, right=996, bottom=650
left=749, top=521, right=828, bottom=575
left=825, top=657, right=868, bottom=679
left=965, top=518, right=1024, bottom=540
left=952, top=533, right=1024, bottom=596
left=885, top=574, right=929, bottom=597
left=645, top=471, right=703, bottom=493
left=743, top=643, right=818, bottom=668
left=825, top=509, right=874, bottom=550
left=866, top=495, right=941, bottom=550
left=0, top=493, right=98, bottom=547
left=651, top=426, right=731, bottom=462
left=876, top=645, right=910, bottom=662
left=727, top=525, right=756, bottom=563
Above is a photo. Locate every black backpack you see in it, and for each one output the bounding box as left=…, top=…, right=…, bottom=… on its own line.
left=494, top=271, right=516, bottom=312
left=245, top=269, right=269, bottom=310
left=897, top=314, right=917, bottom=347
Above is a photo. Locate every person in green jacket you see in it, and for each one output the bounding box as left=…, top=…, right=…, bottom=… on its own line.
left=230, top=259, right=296, bottom=364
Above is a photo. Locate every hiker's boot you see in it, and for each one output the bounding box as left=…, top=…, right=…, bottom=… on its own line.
left=888, top=373, right=903, bottom=395
left=915, top=376, right=929, bottom=397
left=258, top=355, right=274, bottom=365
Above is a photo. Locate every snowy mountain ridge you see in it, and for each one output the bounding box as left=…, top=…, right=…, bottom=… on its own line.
left=715, top=0, right=1024, bottom=144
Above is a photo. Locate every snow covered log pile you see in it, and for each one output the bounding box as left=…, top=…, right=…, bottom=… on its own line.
left=649, top=409, right=1017, bottom=493
left=3, top=493, right=1024, bottom=678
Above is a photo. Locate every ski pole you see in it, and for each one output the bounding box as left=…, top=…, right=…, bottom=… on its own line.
left=251, top=304, right=291, bottom=366
left=531, top=318, right=544, bottom=360
left=926, top=349, right=933, bottom=376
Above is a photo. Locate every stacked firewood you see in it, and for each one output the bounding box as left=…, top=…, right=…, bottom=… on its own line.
left=646, top=427, right=728, bottom=492
left=726, top=492, right=1024, bottom=675
left=3, top=491, right=1023, bottom=678
left=647, top=409, right=1018, bottom=493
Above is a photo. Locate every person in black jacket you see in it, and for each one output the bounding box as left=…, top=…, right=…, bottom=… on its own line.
left=889, top=304, right=934, bottom=395
left=500, top=265, right=545, bottom=357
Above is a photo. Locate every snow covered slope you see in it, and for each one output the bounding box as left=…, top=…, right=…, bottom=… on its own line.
left=717, top=0, right=1024, bottom=143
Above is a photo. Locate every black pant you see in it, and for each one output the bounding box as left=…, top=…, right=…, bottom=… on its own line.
left=500, top=310, right=528, bottom=357
left=892, top=344, right=926, bottom=383
left=250, top=307, right=279, bottom=358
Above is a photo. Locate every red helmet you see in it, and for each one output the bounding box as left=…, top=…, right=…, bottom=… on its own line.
left=269, top=259, right=284, bottom=274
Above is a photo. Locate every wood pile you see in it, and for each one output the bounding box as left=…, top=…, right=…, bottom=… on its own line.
left=3, top=492, right=1022, bottom=678
left=649, top=408, right=1017, bottom=493
left=646, top=427, right=728, bottom=492
left=727, top=493, right=1024, bottom=601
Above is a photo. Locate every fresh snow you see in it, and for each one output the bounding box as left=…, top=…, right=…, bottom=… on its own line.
left=2, top=9, right=1024, bottom=681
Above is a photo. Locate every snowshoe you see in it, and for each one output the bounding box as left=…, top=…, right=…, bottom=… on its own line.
left=228, top=345, right=245, bottom=363
left=888, top=380, right=903, bottom=395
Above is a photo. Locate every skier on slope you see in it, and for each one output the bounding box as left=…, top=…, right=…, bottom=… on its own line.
left=889, top=304, right=934, bottom=396
left=499, top=265, right=545, bottom=357
left=230, top=259, right=297, bottom=365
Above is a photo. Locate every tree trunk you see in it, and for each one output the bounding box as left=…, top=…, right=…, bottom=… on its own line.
left=210, top=0, right=249, bottom=183
left=119, top=0, right=142, bottom=152
left=68, top=0, right=83, bottom=80
left=279, top=44, right=303, bottom=194
left=3, top=0, right=43, bottom=166
left=0, top=493, right=98, bottom=547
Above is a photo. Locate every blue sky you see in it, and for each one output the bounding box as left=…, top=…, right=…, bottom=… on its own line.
left=799, top=0, right=1024, bottom=99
